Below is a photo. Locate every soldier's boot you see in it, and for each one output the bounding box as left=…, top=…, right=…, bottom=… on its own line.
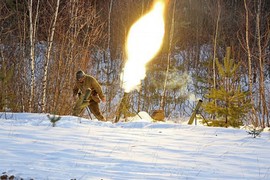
left=98, top=115, right=106, bottom=122
left=92, top=111, right=106, bottom=121
left=100, top=115, right=106, bottom=121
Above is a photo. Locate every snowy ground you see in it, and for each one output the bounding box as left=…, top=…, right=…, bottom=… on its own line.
left=0, top=112, right=270, bottom=180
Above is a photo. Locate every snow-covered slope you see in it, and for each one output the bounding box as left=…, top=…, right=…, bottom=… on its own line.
left=0, top=112, right=269, bottom=180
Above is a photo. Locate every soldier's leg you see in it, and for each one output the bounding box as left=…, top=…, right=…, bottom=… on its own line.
left=115, top=105, right=122, bottom=123
left=88, top=100, right=106, bottom=121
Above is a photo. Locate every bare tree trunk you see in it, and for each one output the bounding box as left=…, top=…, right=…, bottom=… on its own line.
left=213, top=0, right=220, bottom=109
left=160, top=0, right=176, bottom=110
left=19, top=13, right=27, bottom=112
left=137, top=89, right=141, bottom=112
left=15, top=4, right=28, bottom=112
left=41, top=0, right=60, bottom=113
left=108, top=0, right=113, bottom=50
left=206, top=0, right=221, bottom=120
left=104, top=0, right=113, bottom=119
left=244, top=0, right=259, bottom=126
left=28, top=0, right=39, bottom=112
left=0, top=41, right=7, bottom=111
left=256, top=0, right=268, bottom=127
left=67, top=0, right=78, bottom=77
left=28, top=0, right=34, bottom=112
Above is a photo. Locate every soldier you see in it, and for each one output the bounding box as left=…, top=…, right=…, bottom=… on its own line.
left=115, top=92, right=131, bottom=123
left=72, top=70, right=106, bottom=121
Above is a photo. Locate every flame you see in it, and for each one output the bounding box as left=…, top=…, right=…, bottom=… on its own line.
left=121, top=0, right=166, bottom=93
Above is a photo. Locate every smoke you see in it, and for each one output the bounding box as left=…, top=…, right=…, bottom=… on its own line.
left=149, top=68, right=191, bottom=92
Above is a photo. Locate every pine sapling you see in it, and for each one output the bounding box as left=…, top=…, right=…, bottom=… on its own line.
left=47, top=114, right=61, bottom=127
left=247, top=127, right=263, bottom=138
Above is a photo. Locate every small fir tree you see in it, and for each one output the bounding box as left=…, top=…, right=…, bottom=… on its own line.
left=247, top=127, right=263, bottom=138
left=203, top=47, right=251, bottom=127
left=47, top=114, right=61, bottom=127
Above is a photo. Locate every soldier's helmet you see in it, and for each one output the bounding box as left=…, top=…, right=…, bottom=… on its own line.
left=76, top=70, right=85, bottom=81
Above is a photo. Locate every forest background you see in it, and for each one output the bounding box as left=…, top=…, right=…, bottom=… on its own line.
left=0, top=0, right=269, bottom=127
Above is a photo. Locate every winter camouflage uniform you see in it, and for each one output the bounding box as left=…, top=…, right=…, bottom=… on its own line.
left=72, top=71, right=106, bottom=121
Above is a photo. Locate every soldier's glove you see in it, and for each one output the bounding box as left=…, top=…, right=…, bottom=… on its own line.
left=83, top=99, right=89, bottom=103
left=80, top=99, right=90, bottom=109
left=101, top=96, right=106, bottom=103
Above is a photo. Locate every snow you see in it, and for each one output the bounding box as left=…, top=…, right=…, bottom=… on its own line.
left=1, top=112, right=270, bottom=180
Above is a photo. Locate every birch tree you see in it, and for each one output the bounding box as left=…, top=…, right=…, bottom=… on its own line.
left=244, top=0, right=259, bottom=126
left=28, top=0, right=39, bottom=112
left=103, top=0, right=114, bottom=119
left=160, top=0, right=176, bottom=110
left=255, top=0, right=268, bottom=127
left=41, top=0, right=60, bottom=113
left=211, top=0, right=221, bottom=115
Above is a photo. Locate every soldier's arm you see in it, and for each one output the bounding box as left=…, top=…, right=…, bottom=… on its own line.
left=91, top=77, right=105, bottom=100
left=73, top=83, right=79, bottom=97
